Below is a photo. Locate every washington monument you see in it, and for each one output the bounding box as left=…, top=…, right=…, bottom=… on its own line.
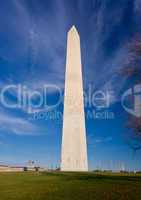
left=61, top=26, right=88, bottom=171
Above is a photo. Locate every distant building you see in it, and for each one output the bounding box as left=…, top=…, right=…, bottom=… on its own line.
left=0, top=165, right=23, bottom=172
left=0, top=161, right=47, bottom=172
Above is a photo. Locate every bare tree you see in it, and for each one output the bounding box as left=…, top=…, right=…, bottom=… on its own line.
left=121, top=35, right=141, bottom=151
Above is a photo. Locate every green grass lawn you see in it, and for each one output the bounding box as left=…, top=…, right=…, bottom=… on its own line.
left=0, top=172, right=140, bottom=200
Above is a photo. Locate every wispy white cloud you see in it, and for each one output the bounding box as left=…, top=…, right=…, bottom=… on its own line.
left=94, top=137, right=113, bottom=144
left=0, top=0, right=139, bottom=108
left=0, top=108, right=39, bottom=135
left=134, top=0, right=141, bottom=14
left=81, top=0, right=136, bottom=105
left=88, top=136, right=113, bottom=146
left=11, top=0, right=67, bottom=87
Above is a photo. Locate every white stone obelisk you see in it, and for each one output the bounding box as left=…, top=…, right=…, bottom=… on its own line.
left=61, top=26, right=88, bottom=171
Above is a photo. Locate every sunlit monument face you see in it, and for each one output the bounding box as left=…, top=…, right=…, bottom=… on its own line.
left=61, top=26, right=88, bottom=171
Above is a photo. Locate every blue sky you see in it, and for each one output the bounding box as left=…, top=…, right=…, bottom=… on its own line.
left=0, top=0, right=141, bottom=170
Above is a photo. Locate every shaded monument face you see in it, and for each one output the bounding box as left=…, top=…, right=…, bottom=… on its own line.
left=61, top=26, right=88, bottom=171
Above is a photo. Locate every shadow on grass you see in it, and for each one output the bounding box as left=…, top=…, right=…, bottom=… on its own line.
left=41, top=172, right=141, bottom=182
